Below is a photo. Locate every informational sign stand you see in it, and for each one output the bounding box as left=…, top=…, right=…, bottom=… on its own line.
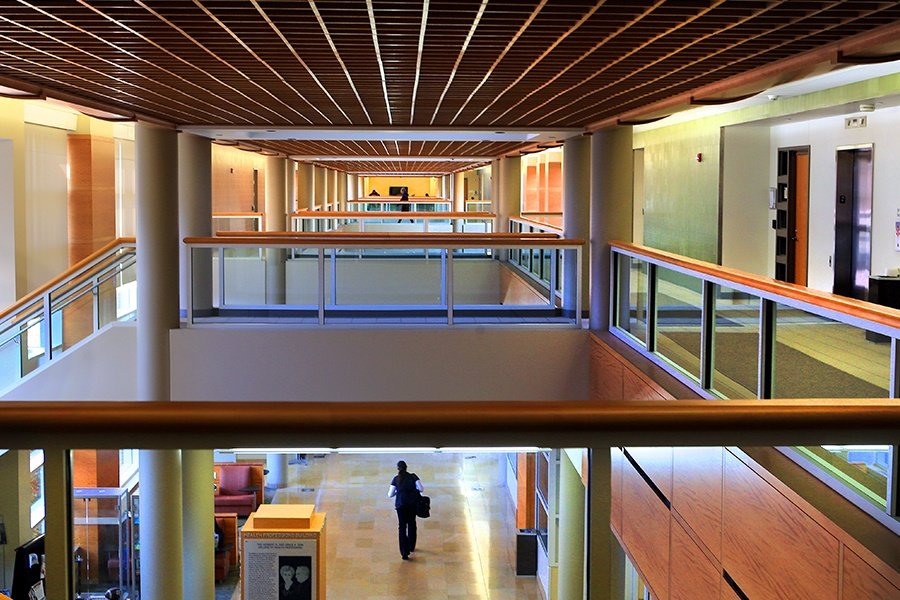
left=241, top=504, right=326, bottom=600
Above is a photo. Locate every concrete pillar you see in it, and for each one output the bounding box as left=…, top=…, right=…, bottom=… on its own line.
left=265, top=156, right=287, bottom=304
left=358, top=176, right=365, bottom=198
left=267, top=453, right=289, bottom=489
left=298, top=163, right=314, bottom=211
left=328, top=168, right=337, bottom=209
left=491, top=159, right=500, bottom=205
left=178, top=132, right=212, bottom=316
left=182, top=450, right=215, bottom=600
left=564, top=135, right=591, bottom=318
left=141, top=450, right=185, bottom=600
left=337, top=170, right=347, bottom=211
left=587, top=448, right=625, bottom=600
left=454, top=172, right=465, bottom=212
left=590, top=127, right=633, bottom=331
left=313, top=166, right=327, bottom=209
left=43, top=449, right=73, bottom=600
left=347, top=172, right=358, bottom=205
left=499, top=156, right=521, bottom=233
left=557, top=451, right=586, bottom=600
left=136, top=122, right=179, bottom=401
left=136, top=121, right=183, bottom=600
left=286, top=160, right=296, bottom=214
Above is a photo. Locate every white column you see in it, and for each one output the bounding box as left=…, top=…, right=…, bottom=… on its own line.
left=136, top=121, right=183, bottom=600
left=491, top=159, right=500, bottom=205
left=557, top=451, right=586, bottom=600
left=137, top=122, right=179, bottom=401
left=182, top=450, right=215, bottom=600
left=298, top=163, right=315, bottom=212
left=347, top=172, right=358, bottom=205
left=178, top=132, right=212, bottom=316
left=564, top=135, right=591, bottom=318
left=265, top=156, right=287, bottom=304
left=43, top=449, right=73, bottom=600
left=454, top=171, right=465, bottom=212
left=314, top=166, right=327, bottom=209
left=267, top=453, right=289, bottom=489
left=329, top=168, right=339, bottom=209
left=286, top=160, right=297, bottom=214
left=587, top=448, right=625, bottom=600
left=141, top=450, right=185, bottom=600
left=337, top=170, right=347, bottom=211
left=590, top=127, right=633, bottom=331
left=499, top=156, right=521, bottom=233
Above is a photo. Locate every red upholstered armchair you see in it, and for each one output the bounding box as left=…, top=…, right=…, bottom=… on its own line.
left=213, top=463, right=264, bottom=517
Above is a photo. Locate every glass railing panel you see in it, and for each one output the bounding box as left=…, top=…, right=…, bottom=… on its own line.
left=213, top=248, right=267, bottom=307
left=330, top=249, right=442, bottom=313
left=51, top=285, right=94, bottom=353
left=711, top=286, right=760, bottom=399
left=773, top=303, right=890, bottom=398
left=654, top=266, right=704, bottom=380
left=795, top=445, right=891, bottom=511
left=285, top=252, right=322, bottom=309
left=614, top=254, right=648, bottom=346
left=459, top=248, right=552, bottom=319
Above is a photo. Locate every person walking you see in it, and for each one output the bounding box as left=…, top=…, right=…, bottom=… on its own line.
left=388, top=460, right=424, bottom=560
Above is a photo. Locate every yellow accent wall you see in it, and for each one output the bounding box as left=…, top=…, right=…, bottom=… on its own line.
left=363, top=176, right=438, bottom=197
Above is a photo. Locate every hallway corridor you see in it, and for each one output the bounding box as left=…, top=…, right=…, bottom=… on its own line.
left=235, top=452, right=543, bottom=600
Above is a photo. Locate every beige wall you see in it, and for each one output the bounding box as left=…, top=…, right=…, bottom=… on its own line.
left=211, top=145, right=266, bottom=213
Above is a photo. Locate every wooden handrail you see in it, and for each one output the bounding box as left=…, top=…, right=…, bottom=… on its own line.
left=213, top=212, right=264, bottom=218
left=0, top=399, right=895, bottom=449
left=612, top=241, right=900, bottom=330
left=214, top=231, right=559, bottom=239
left=348, top=197, right=451, bottom=202
left=186, top=234, right=582, bottom=247
left=0, top=237, right=136, bottom=323
left=291, top=211, right=493, bottom=218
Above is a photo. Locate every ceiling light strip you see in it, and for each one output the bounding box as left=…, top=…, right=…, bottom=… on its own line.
left=448, top=0, right=547, bottom=125
left=366, top=0, right=393, bottom=125
left=18, top=1, right=253, bottom=124
left=192, top=0, right=324, bottom=125
left=494, top=0, right=681, bottom=126
left=506, top=0, right=754, bottom=126
left=133, top=0, right=303, bottom=124
left=469, top=0, right=603, bottom=124
left=256, top=0, right=357, bottom=124
left=409, top=0, right=430, bottom=124
left=429, top=0, right=489, bottom=125
left=0, top=48, right=199, bottom=123
left=554, top=0, right=847, bottom=127
left=78, top=0, right=280, bottom=124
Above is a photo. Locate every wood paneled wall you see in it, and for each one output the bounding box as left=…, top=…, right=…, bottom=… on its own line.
left=613, top=445, right=900, bottom=599
left=590, top=334, right=674, bottom=401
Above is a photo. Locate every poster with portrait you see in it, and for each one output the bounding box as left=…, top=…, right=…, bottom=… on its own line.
left=242, top=535, right=316, bottom=600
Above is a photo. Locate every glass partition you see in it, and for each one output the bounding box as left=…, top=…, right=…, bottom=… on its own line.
left=712, top=287, right=760, bottom=399
left=609, top=244, right=899, bottom=520
left=614, top=254, right=649, bottom=346
left=774, top=303, right=890, bottom=398
left=654, top=267, right=703, bottom=380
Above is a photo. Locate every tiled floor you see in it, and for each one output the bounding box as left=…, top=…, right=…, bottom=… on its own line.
left=230, top=453, right=542, bottom=600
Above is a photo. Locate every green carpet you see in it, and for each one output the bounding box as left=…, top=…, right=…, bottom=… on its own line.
left=664, top=331, right=888, bottom=398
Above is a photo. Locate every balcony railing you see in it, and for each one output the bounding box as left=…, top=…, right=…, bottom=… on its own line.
left=185, top=232, right=583, bottom=327
left=290, top=211, right=494, bottom=234
left=0, top=238, right=137, bottom=394
left=609, top=241, right=900, bottom=520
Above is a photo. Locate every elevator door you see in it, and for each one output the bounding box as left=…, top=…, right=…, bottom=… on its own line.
left=833, top=147, right=873, bottom=300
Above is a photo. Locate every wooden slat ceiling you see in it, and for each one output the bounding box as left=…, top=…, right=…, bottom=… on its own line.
left=2, top=1, right=900, bottom=174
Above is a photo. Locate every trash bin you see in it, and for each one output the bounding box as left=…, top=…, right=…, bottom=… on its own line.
left=516, top=529, right=537, bottom=576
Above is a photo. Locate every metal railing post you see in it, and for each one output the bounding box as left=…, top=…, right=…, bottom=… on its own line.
left=330, top=248, right=337, bottom=308
left=758, top=298, right=776, bottom=399
left=576, top=246, right=582, bottom=328
left=446, top=249, right=454, bottom=326
left=700, top=280, right=715, bottom=389
left=646, top=263, right=658, bottom=353
left=549, top=247, right=558, bottom=310
left=185, top=246, right=194, bottom=327
left=318, top=248, right=326, bottom=325
left=218, top=247, right=226, bottom=308
left=42, top=292, right=52, bottom=361
left=92, top=274, right=100, bottom=332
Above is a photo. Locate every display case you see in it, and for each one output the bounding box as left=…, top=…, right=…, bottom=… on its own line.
left=72, top=487, right=138, bottom=600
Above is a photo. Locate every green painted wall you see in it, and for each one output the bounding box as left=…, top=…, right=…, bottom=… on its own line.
left=633, top=70, right=900, bottom=264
